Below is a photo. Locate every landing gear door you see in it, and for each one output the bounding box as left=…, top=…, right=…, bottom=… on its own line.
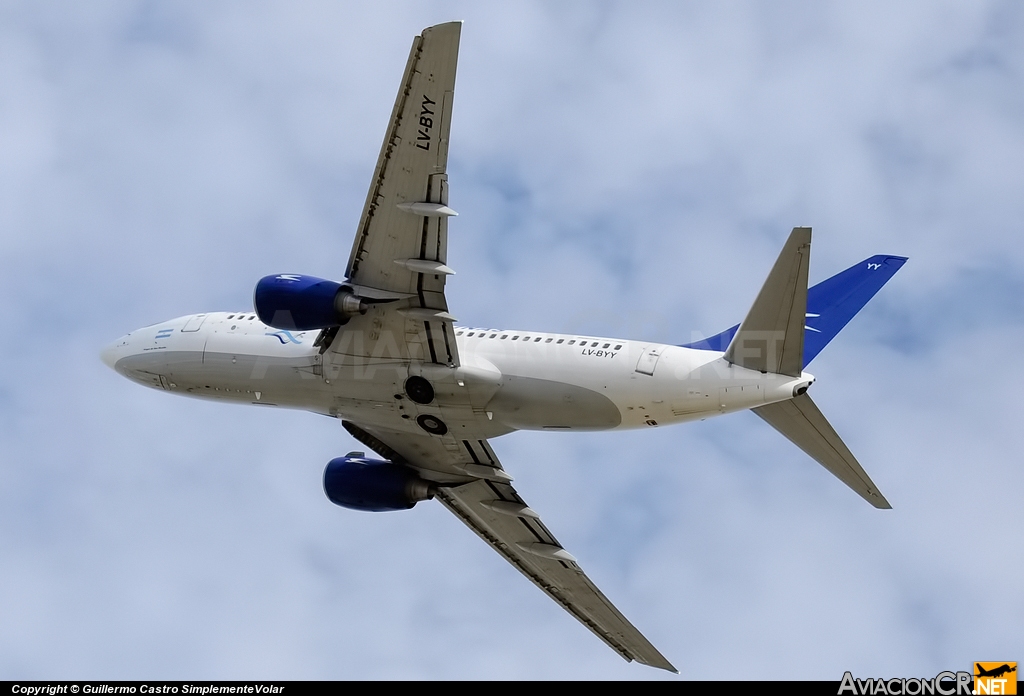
left=635, top=345, right=663, bottom=376
left=181, top=314, right=208, bottom=332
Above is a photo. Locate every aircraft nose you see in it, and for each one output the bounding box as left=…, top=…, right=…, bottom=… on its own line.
left=100, top=339, right=124, bottom=371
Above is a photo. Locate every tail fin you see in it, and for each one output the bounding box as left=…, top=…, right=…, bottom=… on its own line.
left=802, top=254, right=907, bottom=364
left=683, top=230, right=903, bottom=508
left=753, top=394, right=891, bottom=508
left=681, top=252, right=907, bottom=366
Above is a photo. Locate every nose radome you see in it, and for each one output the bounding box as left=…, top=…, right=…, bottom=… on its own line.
left=101, top=340, right=122, bottom=371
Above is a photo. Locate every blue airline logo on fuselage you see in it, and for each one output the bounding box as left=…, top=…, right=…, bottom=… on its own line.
left=266, top=330, right=302, bottom=345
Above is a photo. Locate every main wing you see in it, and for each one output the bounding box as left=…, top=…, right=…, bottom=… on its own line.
left=333, top=21, right=462, bottom=369
left=333, top=22, right=674, bottom=670
left=438, top=480, right=677, bottom=672
left=343, top=420, right=677, bottom=672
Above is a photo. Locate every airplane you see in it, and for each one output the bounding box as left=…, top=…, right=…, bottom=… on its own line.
left=976, top=664, right=1017, bottom=679
left=101, top=21, right=906, bottom=673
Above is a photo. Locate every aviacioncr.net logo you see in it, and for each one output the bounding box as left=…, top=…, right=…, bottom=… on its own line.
left=974, top=663, right=1017, bottom=695
left=839, top=671, right=973, bottom=696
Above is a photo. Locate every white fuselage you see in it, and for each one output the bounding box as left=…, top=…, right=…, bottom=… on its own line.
left=104, top=312, right=814, bottom=441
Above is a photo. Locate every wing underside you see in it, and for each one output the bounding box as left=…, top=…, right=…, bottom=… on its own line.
left=345, top=421, right=676, bottom=672
left=437, top=479, right=677, bottom=672
left=334, top=21, right=463, bottom=368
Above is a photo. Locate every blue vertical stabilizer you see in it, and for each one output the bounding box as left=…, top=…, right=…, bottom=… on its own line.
left=681, top=255, right=907, bottom=366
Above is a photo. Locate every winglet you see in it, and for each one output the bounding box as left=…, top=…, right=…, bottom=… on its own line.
left=724, top=227, right=811, bottom=377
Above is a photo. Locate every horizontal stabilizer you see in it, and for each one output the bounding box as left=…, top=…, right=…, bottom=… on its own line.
left=723, top=227, right=811, bottom=377
left=753, top=393, right=891, bottom=509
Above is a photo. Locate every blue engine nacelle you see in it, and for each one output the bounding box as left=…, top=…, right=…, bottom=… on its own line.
left=254, top=274, right=368, bottom=330
left=323, top=454, right=435, bottom=512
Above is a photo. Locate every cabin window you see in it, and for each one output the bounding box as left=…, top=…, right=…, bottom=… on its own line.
left=535, top=337, right=542, bottom=342
left=603, top=343, right=609, bottom=349
left=500, top=335, right=508, bottom=340
left=512, top=336, right=519, bottom=340
left=615, top=344, right=622, bottom=350
left=591, top=342, right=598, bottom=347
left=568, top=340, right=575, bottom=345
left=227, top=315, right=234, bottom=320
left=557, top=339, right=564, bottom=344
left=545, top=338, right=552, bottom=343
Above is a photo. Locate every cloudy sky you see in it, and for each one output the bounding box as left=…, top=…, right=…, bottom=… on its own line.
left=2, top=0, right=1022, bottom=681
